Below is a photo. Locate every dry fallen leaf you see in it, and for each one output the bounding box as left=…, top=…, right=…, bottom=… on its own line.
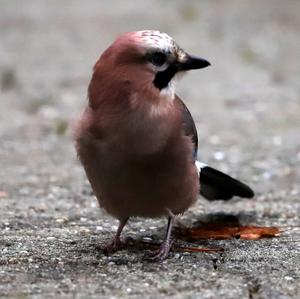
left=0, top=191, right=8, bottom=198
left=175, top=245, right=224, bottom=253
left=175, top=215, right=282, bottom=241
left=233, top=226, right=281, bottom=240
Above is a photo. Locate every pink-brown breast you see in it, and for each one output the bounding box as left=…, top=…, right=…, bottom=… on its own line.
left=75, top=93, right=199, bottom=220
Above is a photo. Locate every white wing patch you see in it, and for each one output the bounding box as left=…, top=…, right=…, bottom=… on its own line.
left=195, top=161, right=207, bottom=176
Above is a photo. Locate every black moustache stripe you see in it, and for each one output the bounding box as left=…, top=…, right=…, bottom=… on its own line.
left=153, top=65, right=177, bottom=90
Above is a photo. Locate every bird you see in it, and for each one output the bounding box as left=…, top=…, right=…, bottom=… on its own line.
left=74, top=30, right=254, bottom=261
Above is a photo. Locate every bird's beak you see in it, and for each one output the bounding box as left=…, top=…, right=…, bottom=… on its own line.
left=176, top=55, right=211, bottom=71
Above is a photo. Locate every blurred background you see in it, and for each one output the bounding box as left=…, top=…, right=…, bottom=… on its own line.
left=1, top=0, right=300, bottom=200
left=0, top=0, right=299, bottom=297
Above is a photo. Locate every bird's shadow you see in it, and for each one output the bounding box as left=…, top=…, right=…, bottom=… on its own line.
left=181, top=211, right=258, bottom=231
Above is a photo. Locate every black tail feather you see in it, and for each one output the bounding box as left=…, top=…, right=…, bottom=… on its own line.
left=199, top=166, right=254, bottom=201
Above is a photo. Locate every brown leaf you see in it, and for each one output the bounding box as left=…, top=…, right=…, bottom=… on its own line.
left=233, top=226, right=281, bottom=240
left=175, top=223, right=282, bottom=240
left=0, top=191, right=8, bottom=198
left=175, top=246, right=224, bottom=253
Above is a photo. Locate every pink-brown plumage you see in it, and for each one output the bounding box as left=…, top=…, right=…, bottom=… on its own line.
left=74, top=31, right=203, bottom=260
left=75, top=42, right=199, bottom=219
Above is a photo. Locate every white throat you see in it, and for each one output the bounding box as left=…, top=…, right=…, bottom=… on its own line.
left=159, top=79, right=175, bottom=102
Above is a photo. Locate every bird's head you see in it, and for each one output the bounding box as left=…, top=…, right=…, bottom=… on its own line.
left=90, top=30, right=210, bottom=107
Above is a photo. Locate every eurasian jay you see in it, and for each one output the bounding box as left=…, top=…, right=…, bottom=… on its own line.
left=74, top=30, right=254, bottom=261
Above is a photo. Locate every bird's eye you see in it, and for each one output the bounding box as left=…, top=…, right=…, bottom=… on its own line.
left=148, top=52, right=167, bottom=67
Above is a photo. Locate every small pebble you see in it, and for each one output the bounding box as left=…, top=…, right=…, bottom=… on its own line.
left=284, top=276, right=294, bottom=281
left=56, top=217, right=69, bottom=224
left=174, top=253, right=181, bottom=259
left=47, top=237, right=56, bottom=241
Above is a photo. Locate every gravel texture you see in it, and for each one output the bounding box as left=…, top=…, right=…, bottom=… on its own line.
left=0, top=1, right=299, bottom=298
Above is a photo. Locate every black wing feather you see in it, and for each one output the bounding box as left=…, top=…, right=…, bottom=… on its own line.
left=176, top=95, right=255, bottom=201
left=200, top=166, right=254, bottom=200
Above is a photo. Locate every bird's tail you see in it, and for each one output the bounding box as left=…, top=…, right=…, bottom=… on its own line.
left=195, top=161, right=254, bottom=200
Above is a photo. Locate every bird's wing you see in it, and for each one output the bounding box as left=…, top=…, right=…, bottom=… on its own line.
left=175, top=96, right=198, bottom=161
left=196, top=162, right=254, bottom=200
left=175, top=96, right=254, bottom=200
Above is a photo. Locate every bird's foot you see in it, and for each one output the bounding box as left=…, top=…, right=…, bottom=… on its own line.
left=143, top=239, right=174, bottom=262
left=96, top=237, right=125, bottom=255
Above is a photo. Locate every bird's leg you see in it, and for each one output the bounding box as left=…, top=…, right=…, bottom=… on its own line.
left=146, top=214, right=174, bottom=261
left=99, top=217, right=129, bottom=255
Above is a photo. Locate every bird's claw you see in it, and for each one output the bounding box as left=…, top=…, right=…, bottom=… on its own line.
left=96, top=238, right=125, bottom=255
left=143, top=239, right=174, bottom=262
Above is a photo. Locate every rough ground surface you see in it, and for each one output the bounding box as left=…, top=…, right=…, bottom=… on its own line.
left=0, top=1, right=299, bottom=298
